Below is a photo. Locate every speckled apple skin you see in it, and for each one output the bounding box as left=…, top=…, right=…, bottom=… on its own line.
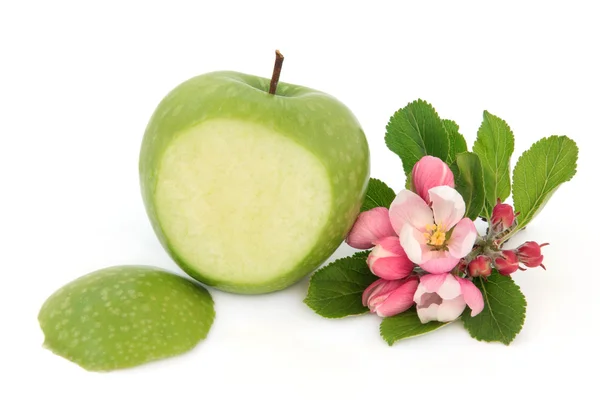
left=139, top=71, right=370, bottom=294
left=38, top=266, right=215, bottom=371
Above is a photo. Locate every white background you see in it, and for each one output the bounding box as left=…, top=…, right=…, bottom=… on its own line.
left=1, top=1, right=598, bottom=399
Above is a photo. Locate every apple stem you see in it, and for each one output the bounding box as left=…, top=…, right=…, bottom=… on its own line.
left=269, top=50, right=284, bottom=95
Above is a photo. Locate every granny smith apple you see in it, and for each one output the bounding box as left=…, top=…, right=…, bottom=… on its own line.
left=139, top=64, right=369, bottom=294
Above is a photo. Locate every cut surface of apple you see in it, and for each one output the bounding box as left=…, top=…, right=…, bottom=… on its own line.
left=140, top=71, right=370, bottom=294
left=157, top=118, right=332, bottom=287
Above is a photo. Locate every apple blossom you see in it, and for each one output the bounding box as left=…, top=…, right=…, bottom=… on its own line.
left=345, top=207, right=396, bottom=249
left=413, top=273, right=484, bottom=323
left=389, top=186, right=477, bottom=274
left=367, top=236, right=414, bottom=280
left=411, top=156, right=455, bottom=204
left=362, top=276, right=419, bottom=317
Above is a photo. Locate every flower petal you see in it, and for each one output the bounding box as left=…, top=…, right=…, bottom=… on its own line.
left=447, top=218, right=478, bottom=259
left=416, top=303, right=440, bottom=323
left=456, top=277, right=484, bottom=316
left=362, top=279, right=384, bottom=307
left=389, top=190, right=434, bottom=236
left=363, top=278, right=406, bottom=308
left=429, top=186, right=466, bottom=229
left=370, top=257, right=414, bottom=280
left=374, top=278, right=419, bottom=317
left=368, top=236, right=415, bottom=279
left=413, top=282, right=427, bottom=304
left=400, top=225, right=427, bottom=264
left=436, top=296, right=466, bottom=322
left=437, top=274, right=462, bottom=299
left=346, top=207, right=396, bottom=249
left=420, top=251, right=460, bottom=274
left=372, top=236, right=404, bottom=255
left=419, top=273, right=448, bottom=293
left=412, top=156, right=455, bottom=203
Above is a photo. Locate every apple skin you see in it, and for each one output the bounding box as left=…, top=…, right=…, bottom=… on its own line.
left=139, top=71, right=370, bottom=294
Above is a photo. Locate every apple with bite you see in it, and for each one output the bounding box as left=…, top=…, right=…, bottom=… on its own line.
left=139, top=51, right=370, bottom=294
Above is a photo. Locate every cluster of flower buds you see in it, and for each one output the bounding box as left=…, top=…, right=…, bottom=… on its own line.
left=464, top=240, right=548, bottom=278
left=493, top=241, right=548, bottom=275
left=459, top=201, right=550, bottom=277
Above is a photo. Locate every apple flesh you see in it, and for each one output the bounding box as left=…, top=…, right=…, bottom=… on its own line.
left=139, top=71, right=369, bottom=294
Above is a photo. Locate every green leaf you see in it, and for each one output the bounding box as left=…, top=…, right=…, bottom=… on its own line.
left=38, top=266, right=215, bottom=371
left=472, top=111, right=515, bottom=218
left=304, top=255, right=378, bottom=318
left=385, top=99, right=450, bottom=177
left=444, top=119, right=468, bottom=164
left=449, top=152, right=485, bottom=220
left=360, top=178, right=396, bottom=212
left=380, top=308, right=448, bottom=345
left=351, top=250, right=370, bottom=260
left=512, top=135, right=578, bottom=229
left=462, top=271, right=526, bottom=345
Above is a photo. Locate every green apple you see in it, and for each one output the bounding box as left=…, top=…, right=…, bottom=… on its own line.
left=139, top=69, right=369, bottom=294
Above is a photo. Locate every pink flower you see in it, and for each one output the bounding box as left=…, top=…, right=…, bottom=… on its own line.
left=468, top=255, right=492, bottom=278
left=367, top=237, right=414, bottom=280
left=491, top=201, right=516, bottom=231
left=389, top=186, right=478, bottom=274
left=362, top=276, right=419, bottom=317
left=411, top=156, right=455, bottom=204
left=516, top=241, right=548, bottom=269
left=414, top=273, right=484, bottom=323
left=346, top=207, right=396, bottom=249
left=495, top=250, right=520, bottom=275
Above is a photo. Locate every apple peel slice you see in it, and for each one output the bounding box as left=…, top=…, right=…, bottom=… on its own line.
left=38, top=265, right=215, bottom=371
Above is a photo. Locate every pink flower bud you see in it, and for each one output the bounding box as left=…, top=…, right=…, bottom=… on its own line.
left=367, top=237, right=415, bottom=280
left=495, top=250, right=520, bottom=275
left=362, top=276, right=419, bottom=317
left=346, top=207, right=396, bottom=249
left=457, top=259, right=468, bottom=274
left=516, top=241, right=549, bottom=269
left=468, top=255, right=492, bottom=278
left=411, top=156, right=454, bottom=204
left=491, top=201, right=516, bottom=231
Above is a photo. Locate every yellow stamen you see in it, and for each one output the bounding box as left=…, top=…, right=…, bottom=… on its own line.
left=425, top=224, right=437, bottom=232
left=423, top=223, right=447, bottom=247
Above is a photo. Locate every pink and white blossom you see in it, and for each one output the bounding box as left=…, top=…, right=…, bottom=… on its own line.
left=414, top=273, right=484, bottom=323
left=367, top=236, right=414, bottom=280
left=389, top=186, right=477, bottom=274
left=346, top=207, right=396, bottom=249
left=362, top=276, right=419, bottom=317
left=411, top=156, right=455, bottom=204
